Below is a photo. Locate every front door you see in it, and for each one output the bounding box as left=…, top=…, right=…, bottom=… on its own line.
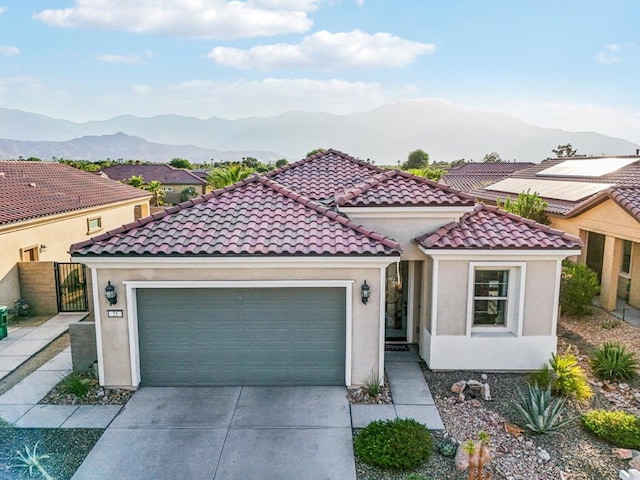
left=385, top=261, right=409, bottom=341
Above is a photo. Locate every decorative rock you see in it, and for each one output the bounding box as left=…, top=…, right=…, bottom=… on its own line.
left=470, top=399, right=481, bottom=407
left=631, top=457, right=640, bottom=470
left=457, top=392, right=465, bottom=403
left=614, top=448, right=634, bottom=460
left=481, top=373, right=488, bottom=381
left=619, top=469, right=640, bottom=480
left=452, top=380, right=467, bottom=394
left=620, top=383, right=630, bottom=390
left=632, top=450, right=640, bottom=458
left=538, top=449, right=551, bottom=462
left=481, top=383, right=492, bottom=401
left=504, top=423, right=524, bottom=437
left=467, top=379, right=483, bottom=390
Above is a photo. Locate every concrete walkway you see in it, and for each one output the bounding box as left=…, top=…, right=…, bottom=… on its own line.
left=0, top=347, right=122, bottom=428
left=350, top=345, right=444, bottom=430
left=0, top=312, right=87, bottom=381
left=594, top=296, right=640, bottom=328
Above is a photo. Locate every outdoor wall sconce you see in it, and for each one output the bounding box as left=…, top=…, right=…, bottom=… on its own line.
left=39, top=244, right=47, bottom=252
left=361, top=280, right=371, bottom=305
left=105, top=281, right=117, bottom=305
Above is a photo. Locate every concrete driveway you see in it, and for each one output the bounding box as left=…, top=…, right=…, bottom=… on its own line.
left=71, top=386, right=356, bottom=480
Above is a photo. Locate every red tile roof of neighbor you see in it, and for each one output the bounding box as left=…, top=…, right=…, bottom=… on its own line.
left=416, top=205, right=582, bottom=250
left=267, top=149, right=383, bottom=200
left=101, top=164, right=207, bottom=185
left=336, top=170, right=475, bottom=207
left=70, top=175, right=402, bottom=257
left=565, top=186, right=640, bottom=222
left=0, top=161, right=151, bottom=226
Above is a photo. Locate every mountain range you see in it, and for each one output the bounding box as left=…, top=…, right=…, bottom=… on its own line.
left=1, top=100, right=638, bottom=164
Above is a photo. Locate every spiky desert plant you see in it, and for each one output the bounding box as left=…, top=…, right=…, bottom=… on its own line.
left=512, top=382, right=573, bottom=433
left=438, top=439, right=457, bottom=457
left=591, top=342, right=638, bottom=382
left=550, top=351, right=592, bottom=400
left=10, top=442, right=54, bottom=480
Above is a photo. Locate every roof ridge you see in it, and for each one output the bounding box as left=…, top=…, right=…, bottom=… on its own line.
left=266, top=148, right=384, bottom=179
left=335, top=170, right=397, bottom=204
left=392, top=169, right=476, bottom=200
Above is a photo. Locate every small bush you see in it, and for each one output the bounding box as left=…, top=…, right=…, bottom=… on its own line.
left=364, top=369, right=382, bottom=398
left=512, top=382, right=573, bottom=433
left=591, top=342, right=638, bottom=381
left=0, top=417, right=13, bottom=428
left=582, top=410, right=640, bottom=449
left=550, top=351, right=592, bottom=401
left=354, top=418, right=433, bottom=470
left=601, top=318, right=620, bottom=330
left=559, top=261, right=599, bottom=317
left=437, top=439, right=457, bottom=457
left=62, top=372, right=91, bottom=398
left=528, top=364, right=552, bottom=389
left=403, top=474, right=428, bottom=480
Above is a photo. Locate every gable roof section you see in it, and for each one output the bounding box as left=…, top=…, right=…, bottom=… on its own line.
left=101, top=164, right=207, bottom=185
left=441, top=162, right=535, bottom=192
left=565, top=186, right=640, bottom=223
left=336, top=170, right=475, bottom=207
left=70, top=175, right=402, bottom=257
left=416, top=205, right=582, bottom=250
left=0, top=161, right=151, bottom=226
left=267, top=149, right=383, bottom=200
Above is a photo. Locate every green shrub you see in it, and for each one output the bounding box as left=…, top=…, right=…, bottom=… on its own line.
left=591, top=342, right=638, bottom=381
left=582, top=410, right=640, bottom=449
left=559, top=261, right=599, bottom=316
left=0, top=417, right=13, bottom=428
left=364, top=369, right=381, bottom=398
left=528, top=364, right=552, bottom=389
left=403, top=474, right=428, bottom=480
left=550, top=351, right=592, bottom=400
left=62, top=372, right=91, bottom=398
left=512, top=382, right=573, bottom=433
left=354, top=418, right=433, bottom=470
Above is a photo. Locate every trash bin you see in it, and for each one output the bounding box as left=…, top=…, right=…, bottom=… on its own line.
left=0, top=305, right=7, bottom=340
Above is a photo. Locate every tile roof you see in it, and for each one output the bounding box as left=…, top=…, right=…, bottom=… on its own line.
left=70, top=175, right=402, bottom=257
left=416, top=204, right=582, bottom=250
left=470, top=188, right=575, bottom=216
left=267, top=149, right=383, bottom=200
left=336, top=170, right=475, bottom=207
left=0, top=161, right=151, bottom=226
left=447, top=162, right=535, bottom=175
left=440, top=174, right=516, bottom=192
left=565, top=186, right=640, bottom=222
left=101, top=164, right=208, bottom=185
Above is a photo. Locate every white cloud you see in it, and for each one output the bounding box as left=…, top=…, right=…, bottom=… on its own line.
left=33, top=0, right=313, bottom=40
left=605, top=43, right=620, bottom=51
left=595, top=52, right=623, bottom=64
left=596, top=42, right=636, bottom=64
left=94, top=53, right=146, bottom=64
left=0, top=46, right=19, bottom=56
left=208, top=29, right=434, bottom=70
left=0, top=6, right=7, bottom=14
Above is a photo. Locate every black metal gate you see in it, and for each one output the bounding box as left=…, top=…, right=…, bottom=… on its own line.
left=55, top=263, right=88, bottom=312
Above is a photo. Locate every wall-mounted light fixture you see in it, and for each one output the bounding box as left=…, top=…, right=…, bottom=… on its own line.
left=361, top=280, right=371, bottom=305
left=39, top=244, right=47, bottom=253
left=105, top=281, right=117, bottom=305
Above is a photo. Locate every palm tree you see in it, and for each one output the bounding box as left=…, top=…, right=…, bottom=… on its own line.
left=207, top=163, right=255, bottom=189
left=145, top=180, right=166, bottom=206
left=127, top=175, right=146, bottom=188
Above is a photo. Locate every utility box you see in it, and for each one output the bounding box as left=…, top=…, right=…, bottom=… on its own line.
left=0, top=305, right=8, bottom=340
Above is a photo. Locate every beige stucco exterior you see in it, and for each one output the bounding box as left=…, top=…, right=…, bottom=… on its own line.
left=162, top=183, right=207, bottom=205
left=0, top=199, right=150, bottom=308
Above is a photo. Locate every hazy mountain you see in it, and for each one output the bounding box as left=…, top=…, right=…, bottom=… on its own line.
left=0, top=133, right=283, bottom=163
left=1, top=101, right=638, bottom=163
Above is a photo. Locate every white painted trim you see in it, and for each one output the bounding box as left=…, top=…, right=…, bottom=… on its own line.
left=89, top=267, right=106, bottom=386
left=406, top=261, right=415, bottom=343
left=421, top=246, right=581, bottom=260
left=339, top=206, right=474, bottom=218
left=378, top=267, right=386, bottom=384
left=126, top=280, right=355, bottom=387
left=431, top=258, right=439, bottom=336
left=73, top=256, right=401, bottom=270
left=551, top=259, right=562, bottom=337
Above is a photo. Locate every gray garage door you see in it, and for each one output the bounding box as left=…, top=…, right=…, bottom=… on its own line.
left=137, top=287, right=346, bottom=386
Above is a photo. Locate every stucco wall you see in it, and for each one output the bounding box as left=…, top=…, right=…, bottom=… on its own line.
left=90, top=263, right=388, bottom=388
left=0, top=199, right=149, bottom=308
left=523, top=261, right=557, bottom=336
left=551, top=200, right=640, bottom=241
left=163, top=183, right=207, bottom=205
left=436, top=261, right=469, bottom=335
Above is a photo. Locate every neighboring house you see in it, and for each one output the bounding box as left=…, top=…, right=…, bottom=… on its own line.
left=473, top=154, right=640, bottom=312
left=0, top=161, right=151, bottom=311
left=439, top=162, right=534, bottom=191
left=70, top=150, right=581, bottom=389
left=100, top=164, right=209, bottom=204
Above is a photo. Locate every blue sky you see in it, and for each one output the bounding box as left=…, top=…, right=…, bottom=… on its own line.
left=0, top=1, right=639, bottom=143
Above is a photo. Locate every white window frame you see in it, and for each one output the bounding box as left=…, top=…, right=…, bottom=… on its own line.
left=163, top=186, right=173, bottom=192
left=466, top=262, right=526, bottom=337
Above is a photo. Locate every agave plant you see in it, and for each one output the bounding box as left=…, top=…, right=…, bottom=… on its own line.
left=512, top=382, right=573, bottom=434
left=591, top=342, right=638, bottom=381
left=438, top=439, right=457, bottom=457
left=10, top=442, right=55, bottom=480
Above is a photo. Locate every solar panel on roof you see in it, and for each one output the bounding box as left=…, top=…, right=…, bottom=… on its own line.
left=486, top=178, right=612, bottom=202
left=537, top=157, right=638, bottom=178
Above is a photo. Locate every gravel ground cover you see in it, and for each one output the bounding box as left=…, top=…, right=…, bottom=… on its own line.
left=348, top=375, right=393, bottom=405
left=0, top=428, right=102, bottom=480
left=39, top=371, right=135, bottom=406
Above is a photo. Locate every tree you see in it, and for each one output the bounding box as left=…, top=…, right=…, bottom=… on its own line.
left=145, top=180, right=166, bottom=206
left=275, top=158, right=289, bottom=168
left=181, top=186, right=197, bottom=202
left=127, top=175, right=146, bottom=188
left=450, top=159, right=467, bottom=169
left=496, top=189, right=550, bottom=225
left=407, top=167, right=446, bottom=182
left=207, top=163, right=255, bottom=189
left=169, top=158, right=192, bottom=169
left=482, top=152, right=503, bottom=163
left=403, top=149, right=430, bottom=169
left=306, top=148, right=325, bottom=157
left=552, top=144, right=577, bottom=158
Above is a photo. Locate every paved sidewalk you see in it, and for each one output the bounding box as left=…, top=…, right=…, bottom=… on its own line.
left=350, top=345, right=444, bottom=429
left=0, top=347, right=122, bottom=428
left=0, top=312, right=87, bottom=381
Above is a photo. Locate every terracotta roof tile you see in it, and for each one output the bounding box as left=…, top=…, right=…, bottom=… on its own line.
left=442, top=174, right=524, bottom=192
left=267, top=149, right=383, bottom=200
left=565, top=186, right=640, bottom=222
left=71, top=175, right=402, bottom=257
left=416, top=204, right=582, bottom=250
left=336, top=170, right=475, bottom=207
left=101, top=164, right=207, bottom=185
left=0, top=161, right=151, bottom=225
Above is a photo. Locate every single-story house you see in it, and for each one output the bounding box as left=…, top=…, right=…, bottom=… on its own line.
left=100, top=164, right=208, bottom=205
left=472, top=154, right=640, bottom=312
left=71, top=150, right=581, bottom=389
left=0, top=161, right=151, bottom=312
left=439, top=161, right=534, bottom=191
